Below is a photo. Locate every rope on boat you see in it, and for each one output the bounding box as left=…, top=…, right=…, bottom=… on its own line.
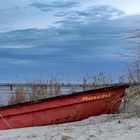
left=0, top=114, right=14, bottom=129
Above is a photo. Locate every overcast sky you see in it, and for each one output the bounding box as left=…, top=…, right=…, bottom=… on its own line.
left=0, top=0, right=140, bottom=32
left=0, top=0, right=140, bottom=82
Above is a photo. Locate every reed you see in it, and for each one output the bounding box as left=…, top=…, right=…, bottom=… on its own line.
left=8, top=77, right=62, bottom=105
left=8, top=86, right=27, bottom=105
left=82, top=72, right=112, bottom=90
left=8, top=70, right=139, bottom=106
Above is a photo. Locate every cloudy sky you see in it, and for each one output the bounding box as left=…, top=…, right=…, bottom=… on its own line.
left=0, top=0, right=140, bottom=82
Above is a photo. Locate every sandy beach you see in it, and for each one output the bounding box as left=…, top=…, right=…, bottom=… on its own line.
left=0, top=113, right=139, bottom=140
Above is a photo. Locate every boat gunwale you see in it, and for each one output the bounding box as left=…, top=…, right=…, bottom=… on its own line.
left=0, top=83, right=129, bottom=110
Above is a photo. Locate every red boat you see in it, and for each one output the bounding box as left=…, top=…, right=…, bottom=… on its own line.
left=0, top=84, right=129, bottom=130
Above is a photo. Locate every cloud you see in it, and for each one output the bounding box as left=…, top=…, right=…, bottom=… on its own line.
left=126, top=30, right=140, bottom=43
left=0, top=45, right=32, bottom=49
left=53, top=5, right=126, bottom=39
left=0, top=5, right=139, bottom=70
left=0, top=57, right=33, bottom=65
left=30, top=1, right=78, bottom=12
left=0, top=2, right=126, bottom=32
left=78, top=5, right=124, bottom=17
left=53, top=7, right=126, bottom=40
left=55, top=5, right=125, bottom=23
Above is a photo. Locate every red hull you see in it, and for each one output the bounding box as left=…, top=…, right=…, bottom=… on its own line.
left=0, top=84, right=128, bottom=130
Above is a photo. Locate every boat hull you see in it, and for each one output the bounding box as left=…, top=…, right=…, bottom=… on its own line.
left=0, top=84, right=128, bottom=130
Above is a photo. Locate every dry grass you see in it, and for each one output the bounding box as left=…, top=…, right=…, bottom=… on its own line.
left=8, top=78, right=62, bottom=105
left=118, top=62, right=140, bottom=115
left=82, top=72, right=112, bottom=90
left=8, top=72, right=113, bottom=105
left=118, top=62, right=140, bottom=84
left=120, top=85, right=140, bottom=115
left=8, top=86, right=27, bottom=105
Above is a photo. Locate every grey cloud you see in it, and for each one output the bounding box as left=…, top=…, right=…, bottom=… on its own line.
left=55, top=5, right=125, bottom=24
left=127, top=30, right=140, bottom=41
left=30, top=1, right=78, bottom=12
left=53, top=6, right=126, bottom=40
left=0, top=7, right=139, bottom=67
left=76, top=5, right=124, bottom=19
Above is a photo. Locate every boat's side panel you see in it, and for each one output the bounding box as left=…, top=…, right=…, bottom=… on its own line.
left=0, top=86, right=125, bottom=130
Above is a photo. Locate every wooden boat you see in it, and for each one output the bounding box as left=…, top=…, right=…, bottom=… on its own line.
left=0, top=84, right=129, bottom=130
